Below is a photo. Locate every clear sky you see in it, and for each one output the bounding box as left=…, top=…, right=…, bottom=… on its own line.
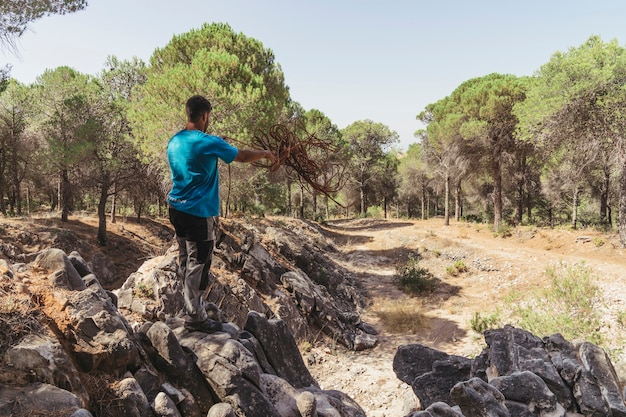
left=4, top=0, right=626, bottom=150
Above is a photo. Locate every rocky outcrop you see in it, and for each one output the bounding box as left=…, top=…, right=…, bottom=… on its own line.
left=0, top=217, right=372, bottom=416
left=396, top=325, right=626, bottom=417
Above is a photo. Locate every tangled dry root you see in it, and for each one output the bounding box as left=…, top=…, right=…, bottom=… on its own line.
left=225, top=120, right=348, bottom=203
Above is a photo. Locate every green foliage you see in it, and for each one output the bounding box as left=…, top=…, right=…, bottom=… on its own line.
left=134, top=282, right=154, bottom=299
left=130, top=22, right=290, bottom=168
left=493, top=224, right=513, bottom=238
left=505, top=262, right=603, bottom=345
left=0, top=0, right=87, bottom=47
left=342, top=120, right=399, bottom=215
left=394, top=254, right=437, bottom=295
left=446, top=260, right=468, bottom=276
left=470, top=311, right=501, bottom=334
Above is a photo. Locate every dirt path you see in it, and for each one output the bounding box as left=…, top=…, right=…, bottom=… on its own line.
left=306, top=217, right=626, bottom=417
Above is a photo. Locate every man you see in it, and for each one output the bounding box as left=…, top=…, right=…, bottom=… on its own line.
left=166, top=95, right=275, bottom=333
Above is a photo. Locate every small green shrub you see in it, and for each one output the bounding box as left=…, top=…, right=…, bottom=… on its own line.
left=493, top=224, right=512, bottom=238
left=394, top=255, right=437, bottom=295
left=593, top=237, right=605, bottom=247
left=134, top=282, right=154, bottom=299
left=470, top=311, right=501, bottom=333
left=506, top=262, right=603, bottom=345
left=447, top=260, right=468, bottom=276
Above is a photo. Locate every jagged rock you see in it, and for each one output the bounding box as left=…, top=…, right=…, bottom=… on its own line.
left=393, top=343, right=471, bottom=408
left=310, top=388, right=367, bottom=417
left=65, top=288, right=141, bottom=374
left=244, top=311, right=318, bottom=389
left=34, top=248, right=86, bottom=290
left=70, top=409, right=95, bottom=417
left=134, top=366, right=162, bottom=403
left=0, top=382, right=84, bottom=415
left=353, top=331, right=378, bottom=351
left=412, top=356, right=473, bottom=409
left=180, top=330, right=279, bottom=416
left=260, top=372, right=310, bottom=416
left=69, top=250, right=93, bottom=277
left=296, top=390, right=318, bottom=417
left=578, top=341, right=626, bottom=417
left=139, top=321, right=216, bottom=414
left=394, top=344, right=449, bottom=385
left=238, top=330, right=277, bottom=375
left=3, top=333, right=88, bottom=406
left=405, top=401, right=465, bottom=417
left=152, top=391, right=182, bottom=417
left=490, top=371, right=557, bottom=412
left=395, top=326, right=626, bottom=417
left=115, top=254, right=183, bottom=320
left=113, top=377, right=155, bottom=417
left=478, top=325, right=574, bottom=409
left=450, top=377, right=509, bottom=417
left=208, top=402, right=237, bottom=417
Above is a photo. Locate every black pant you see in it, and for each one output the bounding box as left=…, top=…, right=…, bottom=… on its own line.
left=168, top=207, right=216, bottom=320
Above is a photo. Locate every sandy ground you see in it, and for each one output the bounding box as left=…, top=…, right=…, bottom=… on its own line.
left=304, top=217, right=626, bottom=417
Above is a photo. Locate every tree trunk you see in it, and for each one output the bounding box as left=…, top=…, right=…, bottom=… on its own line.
left=299, top=182, right=305, bottom=219
left=619, top=159, right=626, bottom=247
left=572, top=186, right=579, bottom=230
left=492, top=145, right=503, bottom=231
left=110, top=187, right=117, bottom=224
left=97, top=179, right=109, bottom=246
left=360, top=184, right=366, bottom=216
left=287, top=178, right=292, bottom=217
left=600, top=169, right=610, bottom=225
left=454, top=179, right=461, bottom=222
left=444, top=174, right=450, bottom=226
left=515, top=180, right=524, bottom=225
left=26, top=187, right=30, bottom=215
left=383, top=196, right=388, bottom=219
left=60, top=170, right=70, bottom=222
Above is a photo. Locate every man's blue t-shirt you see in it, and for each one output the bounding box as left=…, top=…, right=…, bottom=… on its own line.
left=166, top=129, right=238, bottom=218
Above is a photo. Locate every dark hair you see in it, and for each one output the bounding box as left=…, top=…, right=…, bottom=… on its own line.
left=185, top=95, right=212, bottom=122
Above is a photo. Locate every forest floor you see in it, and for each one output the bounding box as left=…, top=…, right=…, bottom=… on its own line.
left=2, top=213, right=626, bottom=416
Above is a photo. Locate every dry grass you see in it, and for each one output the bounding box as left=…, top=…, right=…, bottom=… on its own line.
left=372, top=299, right=428, bottom=334
left=10, top=408, right=78, bottom=417
left=0, top=282, right=43, bottom=358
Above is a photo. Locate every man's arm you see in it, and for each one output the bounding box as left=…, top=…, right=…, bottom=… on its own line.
left=234, top=149, right=276, bottom=163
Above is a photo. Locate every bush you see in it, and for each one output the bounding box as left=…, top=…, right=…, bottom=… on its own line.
left=505, top=262, right=602, bottom=345
left=394, top=254, right=437, bottom=295
left=446, top=260, right=468, bottom=276
left=470, top=311, right=500, bottom=333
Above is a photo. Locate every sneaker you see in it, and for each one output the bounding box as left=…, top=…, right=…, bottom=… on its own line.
left=184, top=318, right=223, bottom=334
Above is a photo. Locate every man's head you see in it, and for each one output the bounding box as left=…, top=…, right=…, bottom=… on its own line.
left=185, top=95, right=212, bottom=132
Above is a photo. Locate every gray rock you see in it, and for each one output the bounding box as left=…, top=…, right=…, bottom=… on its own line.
left=406, top=401, right=466, bottom=417
left=0, top=383, right=83, bottom=415
left=450, top=377, right=509, bottom=417
left=393, top=344, right=449, bottom=385
left=208, top=402, right=236, bottom=417
left=152, top=391, right=182, bottom=417
left=490, top=371, right=556, bottom=412
left=34, top=248, right=86, bottom=290
left=578, top=341, right=626, bottom=417
left=113, top=377, right=154, bottom=417
left=244, top=311, right=319, bottom=389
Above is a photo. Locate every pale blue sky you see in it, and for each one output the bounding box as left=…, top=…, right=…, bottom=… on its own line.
left=4, top=0, right=626, bottom=150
